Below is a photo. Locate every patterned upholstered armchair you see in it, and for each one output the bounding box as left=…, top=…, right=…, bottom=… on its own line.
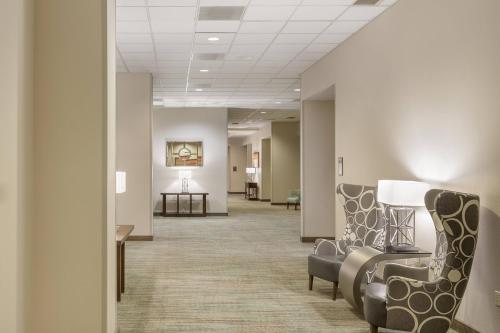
left=364, top=190, right=480, bottom=333
left=308, top=184, right=385, bottom=300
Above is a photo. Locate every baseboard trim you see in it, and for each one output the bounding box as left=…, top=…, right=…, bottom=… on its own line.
left=271, top=202, right=288, bottom=206
left=260, top=199, right=271, bottom=202
left=228, top=191, right=245, bottom=194
left=451, top=319, right=480, bottom=333
left=153, top=212, right=228, bottom=217
left=301, top=236, right=335, bottom=243
left=128, top=235, right=153, bottom=241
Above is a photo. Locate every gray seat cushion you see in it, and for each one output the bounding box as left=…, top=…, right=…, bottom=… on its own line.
left=364, top=282, right=387, bottom=329
left=307, top=254, right=345, bottom=282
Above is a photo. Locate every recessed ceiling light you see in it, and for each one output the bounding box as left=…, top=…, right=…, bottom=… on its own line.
left=260, top=111, right=267, bottom=114
left=275, top=101, right=282, bottom=104
left=294, top=88, right=301, bottom=92
left=195, top=88, right=203, bottom=92
left=207, top=36, right=219, bottom=41
left=199, top=69, right=209, bottom=72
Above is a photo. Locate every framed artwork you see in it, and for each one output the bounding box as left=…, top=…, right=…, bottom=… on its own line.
left=166, top=141, right=203, bottom=167
left=252, top=152, right=259, bottom=168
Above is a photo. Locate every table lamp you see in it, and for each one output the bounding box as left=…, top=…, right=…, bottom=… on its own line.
left=246, top=167, right=256, bottom=182
left=377, top=180, right=430, bottom=252
left=116, top=171, right=126, bottom=194
left=179, top=170, right=192, bottom=193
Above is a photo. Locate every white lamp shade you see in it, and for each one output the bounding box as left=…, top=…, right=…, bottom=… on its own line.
left=116, top=171, right=126, bottom=194
left=179, top=170, right=192, bottom=179
left=377, top=180, right=430, bottom=207
left=246, top=167, right=256, bottom=174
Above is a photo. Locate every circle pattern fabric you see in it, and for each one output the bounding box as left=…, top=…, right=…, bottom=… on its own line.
left=386, top=191, right=479, bottom=333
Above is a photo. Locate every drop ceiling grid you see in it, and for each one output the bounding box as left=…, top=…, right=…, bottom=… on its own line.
left=116, top=0, right=399, bottom=108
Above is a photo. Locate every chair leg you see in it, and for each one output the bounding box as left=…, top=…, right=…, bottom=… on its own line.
left=295, top=203, right=298, bottom=210
left=287, top=203, right=289, bottom=209
left=369, top=323, right=378, bottom=333
left=332, top=281, right=338, bottom=300
left=308, top=275, right=314, bottom=290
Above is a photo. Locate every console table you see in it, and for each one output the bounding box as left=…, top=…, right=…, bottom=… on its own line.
left=339, top=246, right=431, bottom=314
left=245, top=182, right=258, bottom=200
left=161, top=192, right=209, bottom=217
left=116, top=224, right=134, bottom=302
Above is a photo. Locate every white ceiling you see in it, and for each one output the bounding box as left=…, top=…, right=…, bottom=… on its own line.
left=227, top=108, right=299, bottom=137
left=116, top=0, right=399, bottom=109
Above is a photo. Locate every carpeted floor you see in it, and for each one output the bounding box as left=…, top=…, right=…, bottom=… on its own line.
left=117, top=195, right=377, bottom=332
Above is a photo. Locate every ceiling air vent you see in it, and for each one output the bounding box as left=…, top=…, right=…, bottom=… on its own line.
left=198, top=6, right=245, bottom=21
left=194, top=53, right=225, bottom=61
left=354, top=0, right=381, bottom=5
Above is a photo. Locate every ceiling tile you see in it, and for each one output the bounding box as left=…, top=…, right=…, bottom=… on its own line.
left=291, top=6, right=347, bottom=21
left=154, top=34, right=194, bottom=44
left=149, top=0, right=197, bottom=5
left=233, top=34, right=276, bottom=44
left=149, top=7, right=196, bottom=21
left=119, top=43, right=154, bottom=52
left=251, top=0, right=300, bottom=4
left=151, top=21, right=195, bottom=33
left=274, top=34, right=317, bottom=44
left=338, top=6, right=386, bottom=21
left=196, top=21, right=241, bottom=33
left=325, top=20, right=368, bottom=33
left=117, top=7, right=148, bottom=21
left=302, top=0, right=354, bottom=4
left=281, top=21, right=330, bottom=33
left=239, top=21, right=286, bottom=33
left=121, top=52, right=155, bottom=61
left=117, top=33, right=152, bottom=43
left=193, top=44, right=231, bottom=53
left=314, top=33, right=349, bottom=44
left=117, top=21, right=150, bottom=33
left=117, top=0, right=146, bottom=6
left=155, top=43, right=192, bottom=52
left=243, top=6, right=296, bottom=21
left=199, top=0, right=249, bottom=6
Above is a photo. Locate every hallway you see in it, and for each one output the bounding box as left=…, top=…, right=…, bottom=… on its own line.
left=117, top=195, right=367, bottom=332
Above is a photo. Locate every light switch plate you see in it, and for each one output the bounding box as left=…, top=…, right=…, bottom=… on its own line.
left=495, top=290, right=500, bottom=307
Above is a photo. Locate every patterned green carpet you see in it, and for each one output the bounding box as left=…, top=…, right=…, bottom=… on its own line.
left=117, top=196, right=375, bottom=332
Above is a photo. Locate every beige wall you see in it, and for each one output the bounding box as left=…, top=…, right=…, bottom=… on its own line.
left=302, top=0, right=500, bottom=331
left=116, top=73, right=153, bottom=236
left=228, top=137, right=247, bottom=193
left=271, top=122, right=300, bottom=203
left=260, top=138, right=271, bottom=200
left=32, top=0, right=109, bottom=332
left=153, top=108, right=228, bottom=214
left=0, top=0, right=34, bottom=332
left=242, top=123, right=271, bottom=196
left=301, top=101, right=335, bottom=238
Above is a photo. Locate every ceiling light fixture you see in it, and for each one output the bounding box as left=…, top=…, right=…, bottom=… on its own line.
left=275, top=101, right=282, bottom=104
left=207, top=36, right=220, bottom=41
left=199, top=69, right=209, bottom=72
left=195, top=88, right=203, bottom=92
left=260, top=111, right=267, bottom=114
left=294, top=88, right=301, bottom=92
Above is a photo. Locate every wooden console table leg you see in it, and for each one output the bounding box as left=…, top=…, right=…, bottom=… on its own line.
left=176, top=194, right=180, bottom=216
left=162, top=194, right=167, bottom=217
left=203, top=194, right=207, bottom=216
left=121, top=243, right=125, bottom=293
left=117, top=242, right=121, bottom=302
left=189, top=194, right=193, bottom=214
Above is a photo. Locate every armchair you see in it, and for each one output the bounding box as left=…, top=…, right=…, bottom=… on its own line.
left=308, top=184, right=385, bottom=300
left=287, top=189, right=301, bottom=210
left=364, top=190, right=480, bottom=333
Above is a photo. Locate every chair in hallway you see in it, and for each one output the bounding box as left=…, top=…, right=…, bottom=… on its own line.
left=287, top=189, right=301, bottom=210
left=364, top=190, right=480, bottom=333
left=308, top=184, right=384, bottom=300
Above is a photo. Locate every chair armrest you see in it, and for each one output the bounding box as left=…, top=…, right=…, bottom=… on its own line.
left=383, top=263, right=429, bottom=283
left=345, top=245, right=360, bottom=256
left=313, top=239, right=342, bottom=256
